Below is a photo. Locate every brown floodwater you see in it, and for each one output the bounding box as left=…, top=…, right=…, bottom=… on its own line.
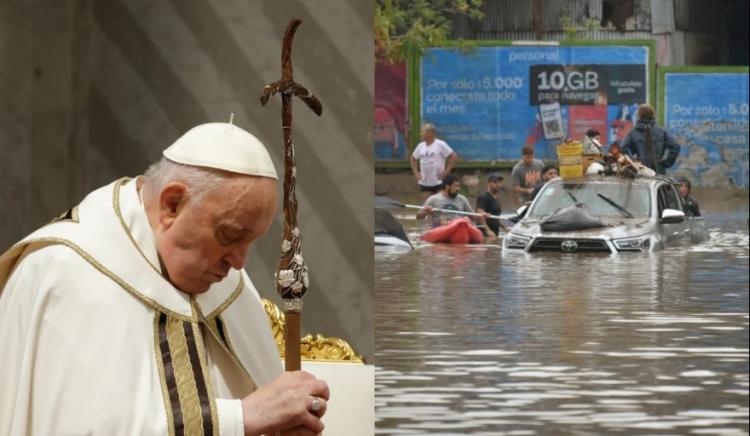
left=375, top=210, right=749, bottom=435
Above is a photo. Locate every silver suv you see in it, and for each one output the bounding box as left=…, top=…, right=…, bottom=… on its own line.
left=503, top=175, right=707, bottom=253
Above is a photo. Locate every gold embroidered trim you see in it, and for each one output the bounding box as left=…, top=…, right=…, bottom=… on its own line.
left=193, top=298, right=255, bottom=390
left=112, top=177, right=163, bottom=276
left=166, top=316, right=205, bottom=435
left=206, top=277, right=243, bottom=320
left=205, top=317, right=219, bottom=342
left=154, top=313, right=177, bottom=436
left=114, top=177, right=247, bottom=323
left=19, top=237, right=193, bottom=321
left=190, top=303, right=220, bottom=436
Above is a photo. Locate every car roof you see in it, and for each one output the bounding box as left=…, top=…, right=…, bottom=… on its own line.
left=547, top=174, right=675, bottom=187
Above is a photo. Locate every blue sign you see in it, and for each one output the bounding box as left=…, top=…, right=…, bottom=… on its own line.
left=664, top=72, right=749, bottom=187
left=420, top=46, right=650, bottom=160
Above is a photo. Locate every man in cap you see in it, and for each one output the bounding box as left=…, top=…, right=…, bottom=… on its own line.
left=475, top=173, right=509, bottom=240
left=0, top=123, right=329, bottom=435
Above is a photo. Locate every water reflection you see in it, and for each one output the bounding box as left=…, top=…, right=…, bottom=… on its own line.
left=375, top=212, right=749, bottom=435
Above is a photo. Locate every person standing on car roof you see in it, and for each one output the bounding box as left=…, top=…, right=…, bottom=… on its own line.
left=621, top=104, right=680, bottom=175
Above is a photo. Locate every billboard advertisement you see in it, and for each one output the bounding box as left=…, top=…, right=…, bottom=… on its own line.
left=419, top=45, right=651, bottom=161
left=375, top=61, right=408, bottom=160
left=663, top=70, right=749, bottom=187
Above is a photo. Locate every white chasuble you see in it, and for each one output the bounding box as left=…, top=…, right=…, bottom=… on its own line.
left=0, top=178, right=282, bottom=435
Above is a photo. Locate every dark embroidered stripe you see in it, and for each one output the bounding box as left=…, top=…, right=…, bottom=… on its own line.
left=160, top=313, right=184, bottom=436
left=183, top=322, right=213, bottom=436
left=215, top=316, right=228, bottom=346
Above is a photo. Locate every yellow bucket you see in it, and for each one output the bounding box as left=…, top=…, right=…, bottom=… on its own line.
left=556, top=140, right=584, bottom=179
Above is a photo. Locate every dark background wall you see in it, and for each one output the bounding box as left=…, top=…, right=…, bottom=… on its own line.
left=0, top=0, right=374, bottom=360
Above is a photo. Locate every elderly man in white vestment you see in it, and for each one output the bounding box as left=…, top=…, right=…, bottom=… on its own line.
left=0, top=123, right=330, bottom=436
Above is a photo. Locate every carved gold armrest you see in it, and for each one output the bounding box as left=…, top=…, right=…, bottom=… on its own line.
left=262, top=298, right=364, bottom=363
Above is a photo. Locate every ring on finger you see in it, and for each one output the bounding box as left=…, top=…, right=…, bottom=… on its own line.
left=311, top=396, right=322, bottom=412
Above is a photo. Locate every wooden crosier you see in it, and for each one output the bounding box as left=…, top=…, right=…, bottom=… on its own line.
left=260, top=19, right=322, bottom=371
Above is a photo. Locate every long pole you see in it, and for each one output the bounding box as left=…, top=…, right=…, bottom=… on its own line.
left=260, top=19, right=323, bottom=371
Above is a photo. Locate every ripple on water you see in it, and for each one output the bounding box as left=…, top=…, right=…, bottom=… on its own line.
left=376, top=216, right=749, bottom=434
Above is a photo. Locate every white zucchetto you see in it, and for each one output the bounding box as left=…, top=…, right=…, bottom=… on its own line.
left=163, top=123, right=278, bottom=179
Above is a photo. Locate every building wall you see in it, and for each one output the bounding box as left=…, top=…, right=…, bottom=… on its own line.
left=451, top=0, right=748, bottom=66
left=0, top=0, right=374, bottom=360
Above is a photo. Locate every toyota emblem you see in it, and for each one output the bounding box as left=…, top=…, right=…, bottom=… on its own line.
left=560, top=240, right=578, bottom=252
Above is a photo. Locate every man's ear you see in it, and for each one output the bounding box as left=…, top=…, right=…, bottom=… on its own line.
left=158, top=182, right=188, bottom=230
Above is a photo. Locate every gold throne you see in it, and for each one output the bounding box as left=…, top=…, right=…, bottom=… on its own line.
left=262, top=299, right=364, bottom=363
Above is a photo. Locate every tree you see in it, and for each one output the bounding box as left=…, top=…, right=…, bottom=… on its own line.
left=375, top=0, right=484, bottom=64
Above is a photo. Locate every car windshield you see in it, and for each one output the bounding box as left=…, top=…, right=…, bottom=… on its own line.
left=529, top=182, right=651, bottom=219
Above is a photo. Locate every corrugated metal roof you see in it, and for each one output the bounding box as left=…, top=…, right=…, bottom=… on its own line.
left=480, top=0, right=533, bottom=32
left=453, top=0, right=604, bottom=35
left=469, top=30, right=655, bottom=41
left=452, top=0, right=736, bottom=39
left=536, top=0, right=600, bottom=30
left=452, top=0, right=656, bottom=38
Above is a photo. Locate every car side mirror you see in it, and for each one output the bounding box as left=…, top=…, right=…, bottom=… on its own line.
left=516, top=205, right=528, bottom=217
left=660, top=208, right=685, bottom=224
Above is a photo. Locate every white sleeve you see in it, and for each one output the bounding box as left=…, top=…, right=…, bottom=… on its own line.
left=216, top=399, right=245, bottom=436
left=0, top=246, right=64, bottom=436
left=440, top=140, right=454, bottom=158
left=411, top=143, right=422, bottom=159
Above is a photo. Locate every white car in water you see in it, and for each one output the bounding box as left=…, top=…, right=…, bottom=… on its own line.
left=503, top=174, right=707, bottom=253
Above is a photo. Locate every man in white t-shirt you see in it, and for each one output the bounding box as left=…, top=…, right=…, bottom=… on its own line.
left=410, top=123, right=458, bottom=200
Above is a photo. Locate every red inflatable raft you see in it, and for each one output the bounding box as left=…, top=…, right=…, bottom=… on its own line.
left=420, top=217, right=484, bottom=244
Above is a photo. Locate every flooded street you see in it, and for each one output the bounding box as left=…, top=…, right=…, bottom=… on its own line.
left=375, top=210, right=749, bottom=435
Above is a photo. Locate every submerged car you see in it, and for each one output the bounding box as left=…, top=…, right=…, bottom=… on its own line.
left=503, top=174, right=707, bottom=253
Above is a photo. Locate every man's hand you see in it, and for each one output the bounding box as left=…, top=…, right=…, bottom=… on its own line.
left=414, top=172, right=422, bottom=182
left=242, top=371, right=330, bottom=436
left=416, top=205, right=433, bottom=220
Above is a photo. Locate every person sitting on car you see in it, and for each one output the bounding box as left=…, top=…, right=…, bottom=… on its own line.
left=582, top=129, right=604, bottom=155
